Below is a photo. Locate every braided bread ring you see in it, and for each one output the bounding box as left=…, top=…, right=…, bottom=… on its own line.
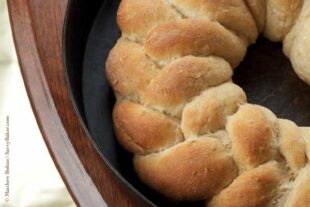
left=106, top=0, right=310, bottom=206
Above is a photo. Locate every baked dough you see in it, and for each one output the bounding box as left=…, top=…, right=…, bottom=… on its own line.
left=106, top=0, right=310, bottom=206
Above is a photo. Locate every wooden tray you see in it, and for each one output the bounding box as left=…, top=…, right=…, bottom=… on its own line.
left=7, top=0, right=146, bottom=206
left=8, top=0, right=310, bottom=207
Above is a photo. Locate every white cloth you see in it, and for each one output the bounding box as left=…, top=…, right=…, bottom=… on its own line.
left=0, top=1, right=75, bottom=207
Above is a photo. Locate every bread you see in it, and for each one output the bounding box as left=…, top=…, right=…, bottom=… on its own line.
left=106, top=0, right=310, bottom=206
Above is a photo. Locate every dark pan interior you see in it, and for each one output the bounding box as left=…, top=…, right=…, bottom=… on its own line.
left=81, top=1, right=200, bottom=206
left=64, top=0, right=310, bottom=206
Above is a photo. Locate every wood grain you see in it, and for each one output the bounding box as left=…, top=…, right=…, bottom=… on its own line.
left=7, top=0, right=147, bottom=206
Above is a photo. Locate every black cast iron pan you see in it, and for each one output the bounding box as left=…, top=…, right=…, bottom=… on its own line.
left=63, top=0, right=310, bottom=206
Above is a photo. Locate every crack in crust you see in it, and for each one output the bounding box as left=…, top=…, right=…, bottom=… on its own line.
left=105, top=0, right=310, bottom=206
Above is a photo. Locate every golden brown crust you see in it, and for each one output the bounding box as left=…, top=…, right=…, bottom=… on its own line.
left=301, top=127, right=310, bottom=159
left=105, top=0, right=310, bottom=204
left=117, top=0, right=181, bottom=42
left=284, top=166, right=310, bottom=207
left=265, top=0, right=303, bottom=42
left=208, top=161, right=283, bottom=207
left=167, top=0, right=258, bottom=43
left=227, top=104, right=278, bottom=171
left=283, top=0, right=308, bottom=57
left=244, top=0, right=267, bottom=33
left=144, top=19, right=247, bottom=67
left=283, top=0, right=310, bottom=84
left=278, top=119, right=307, bottom=173
left=143, top=56, right=233, bottom=117
left=106, top=38, right=159, bottom=101
left=181, top=82, right=246, bottom=138
left=113, top=101, right=184, bottom=154
left=134, top=137, right=237, bottom=201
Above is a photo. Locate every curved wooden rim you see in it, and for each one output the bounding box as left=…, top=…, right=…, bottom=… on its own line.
left=7, top=0, right=144, bottom=206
